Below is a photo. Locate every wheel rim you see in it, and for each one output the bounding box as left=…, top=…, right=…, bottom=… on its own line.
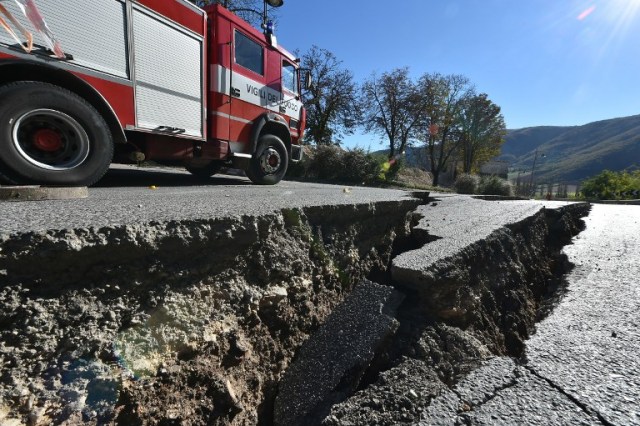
left=12, top=109, right=90, bottom=171
left=259, top=147, right=282, bottom=174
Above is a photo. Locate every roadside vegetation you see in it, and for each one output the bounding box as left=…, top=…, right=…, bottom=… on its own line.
left=284, top=51, right=509, bottom=193
left=298, top=65, right=506, bottom=187
left=286, top=146, right=401, bottom=186
left=286, top=146, right=508, bottom=196
left=580, top=170, right=640, bottom=200
left=454, top=173, right=513, bottom=196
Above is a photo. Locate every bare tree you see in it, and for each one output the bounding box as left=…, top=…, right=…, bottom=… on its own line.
left=458, top=93, right=506, bottom=173
left=361, top=68, right=424, bottom=159
left=190, top=0, right=261, bottom=9
left=301, top=46, right=361, bottom=145
left=189, top=0, right=277, bottom=27
left=417, top=73, right=474, bottom=186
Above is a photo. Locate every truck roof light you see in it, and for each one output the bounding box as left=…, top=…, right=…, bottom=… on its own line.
left=266, top=20, right=274, bottom=35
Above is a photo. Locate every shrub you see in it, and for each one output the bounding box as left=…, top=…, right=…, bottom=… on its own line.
left=285, top=145, right=390, bottom=184
left=305, top=145, right=343, bottom=181
left=454, top=174, right=480, bottom=194
left=341, top=148, right=381, bottom=184
left=395, top=167, right=433, bottom=188
left=581, top=170, right=640, bottom=199
left=478, top=175, right=513, bottom=196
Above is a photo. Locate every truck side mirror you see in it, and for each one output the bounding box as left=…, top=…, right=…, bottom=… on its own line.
left=303, top=69, right=313, bottom=91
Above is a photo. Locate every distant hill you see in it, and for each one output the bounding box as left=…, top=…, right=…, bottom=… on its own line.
left=501, top=115, right=640, bottom=183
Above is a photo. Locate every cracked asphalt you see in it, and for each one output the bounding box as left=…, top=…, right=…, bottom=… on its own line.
left=0, top=165, right=415, bottom=235
left=392, top=196, right=575, bottom=286
left=420, top=204, right=640, bottom=425
left=2, top=167, right=638, bottom=424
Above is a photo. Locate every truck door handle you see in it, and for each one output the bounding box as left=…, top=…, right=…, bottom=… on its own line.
left=156, top=126, right=185, bottom=134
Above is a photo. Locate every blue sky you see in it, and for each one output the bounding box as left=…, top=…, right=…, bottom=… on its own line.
left=273, top=0, right=640, bottom=148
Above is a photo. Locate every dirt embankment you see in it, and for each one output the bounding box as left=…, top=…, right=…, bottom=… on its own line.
left=0, top=200, right=421, bottom=425
left=0, top=199, right=590, bottom=426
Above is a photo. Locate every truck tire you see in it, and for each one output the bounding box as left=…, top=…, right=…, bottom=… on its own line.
left=185, top=161, right=224, bottom=179
left=246, top=134, right=288, bottom=185
left=0, top=82, right=114, bottom=186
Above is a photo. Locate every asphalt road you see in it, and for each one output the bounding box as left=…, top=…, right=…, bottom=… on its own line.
left=525, top=204, right=640, bottom=425
left=0, top=165, right=416, bottom=235
left=422, top=204, right=640, bottom=425
left=393, top=196, right=575, bottom=285
left=3, top=167, right=638, bottom=424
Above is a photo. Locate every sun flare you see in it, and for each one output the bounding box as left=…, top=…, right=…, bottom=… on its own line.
left=577, top=6, right=596, bottom=21
left=574, top=0, right=640, bottom=58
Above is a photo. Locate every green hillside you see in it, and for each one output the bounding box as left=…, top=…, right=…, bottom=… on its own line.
left=502, top=115, right=640, bottom=183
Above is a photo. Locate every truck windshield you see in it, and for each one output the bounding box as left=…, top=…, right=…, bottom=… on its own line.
left=282, top=62, right=298, bottom=94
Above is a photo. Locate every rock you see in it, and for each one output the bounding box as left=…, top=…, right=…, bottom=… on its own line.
left=273, top=279, right=404, bottom=426
left=260, top=286, right=288, bottom=307
left=226, top=380, right=240, bottom=407
left=269, top=286, right=288, bottom=300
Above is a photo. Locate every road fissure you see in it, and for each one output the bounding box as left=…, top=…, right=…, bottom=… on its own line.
left=0, top=196, right=592, bottom=425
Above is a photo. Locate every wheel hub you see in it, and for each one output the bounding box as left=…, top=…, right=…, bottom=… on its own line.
left=260, top=147, right=281, bottom=174
left=12, top=109, right=90, bottom=171
left=33, top=129, right=63, bottom=152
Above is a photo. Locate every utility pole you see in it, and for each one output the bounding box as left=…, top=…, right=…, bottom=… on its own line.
left=528, top=149, right=545, bottom=196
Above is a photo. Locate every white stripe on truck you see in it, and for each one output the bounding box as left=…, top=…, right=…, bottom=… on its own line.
left=212, top=64, right=303, bottom=120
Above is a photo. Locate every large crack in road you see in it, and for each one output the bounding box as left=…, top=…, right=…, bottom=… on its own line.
left=0, top=194, right=591, bottom=425
left=306, top=199, right=590, bottom=426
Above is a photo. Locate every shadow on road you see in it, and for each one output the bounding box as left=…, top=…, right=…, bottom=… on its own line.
left=95, top=167, right=252, bottom=188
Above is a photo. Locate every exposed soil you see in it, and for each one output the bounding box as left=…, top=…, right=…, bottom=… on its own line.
left=0, top=199, right=590, bottom=426
left=0, top=200, right=420, bottom=425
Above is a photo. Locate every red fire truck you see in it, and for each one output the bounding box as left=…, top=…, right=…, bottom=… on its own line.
left=0, top=0, right=306, bottom=186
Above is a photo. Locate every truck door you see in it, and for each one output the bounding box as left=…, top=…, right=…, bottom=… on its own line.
left=280, top=59, right=302, bottom=137
left=229, top=27, right=267, bottom=153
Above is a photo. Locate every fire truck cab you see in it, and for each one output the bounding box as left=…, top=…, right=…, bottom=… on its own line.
left=0, top=0, right=305, bottom=186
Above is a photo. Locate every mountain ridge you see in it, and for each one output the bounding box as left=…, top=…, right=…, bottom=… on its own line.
left=501, top=114, right=640, bottom=183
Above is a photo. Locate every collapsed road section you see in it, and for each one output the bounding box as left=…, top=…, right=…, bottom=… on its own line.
left=0, top=192, right=589, bottom=425
left=274, top=198, right=589, bottom=425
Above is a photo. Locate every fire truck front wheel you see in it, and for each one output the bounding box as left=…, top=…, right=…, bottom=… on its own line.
left=0, top=82, right=113, bottom=186
left=246, top=135, right=289, bottom=185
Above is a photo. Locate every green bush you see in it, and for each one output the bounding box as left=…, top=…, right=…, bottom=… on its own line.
left=305, top=145, right=343, bottom=181
left=286, top=145, right=390, bottom=184
left=581, top=170, right=640, bottom=200
left=454, top=174, right=480, bottom=194
left=478, top=175, right=513, bottom=196
left=341, top=148, right=381, bottom=184
left=394, top=167, right=433, bottom=188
